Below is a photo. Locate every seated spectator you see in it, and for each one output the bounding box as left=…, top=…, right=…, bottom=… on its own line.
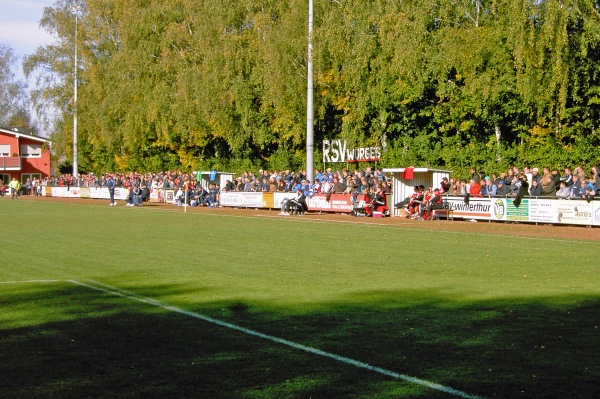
left=191, top=186, right=208, bottom=206
left=372, top=186, right=387, bottom=214
left=279, top=189, right=307, bottom=215
left=407, top=186, right=423, bottom=218
left=418, top=188, right=443, bottom=220
left=140, top=186, right=150, bottom=204
left=206, top=183, right=220, bottom=207
left=125, top=186, right=135, bottom=206
left=581, top=178, right=596, bottom=202
left=363, top=187, right=374, bottom=217
left=132, top=184, right=143, bottom=205
left=414, top=187, right=432, bottom=220
left=570, top=175, right=582, bottom=199
left=380, top=180, right=391, bottom=194
left=556, top=181, right=570, bottom=199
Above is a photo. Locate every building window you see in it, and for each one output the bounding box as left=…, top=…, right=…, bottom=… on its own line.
left=20, top=144, right=42, bottom=158
left=0, top=144, right=10, bottom=157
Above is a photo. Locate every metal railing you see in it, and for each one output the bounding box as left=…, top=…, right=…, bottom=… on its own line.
left=0, top=157, right=22, bottom=170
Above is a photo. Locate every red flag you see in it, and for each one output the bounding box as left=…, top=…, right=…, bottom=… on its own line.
left=402, top=166, right=414, bottom=180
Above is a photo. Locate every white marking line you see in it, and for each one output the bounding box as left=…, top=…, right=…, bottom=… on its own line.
left=0, top=279, right=62, bottom=284
left=71, top=279, right=485, bottom=399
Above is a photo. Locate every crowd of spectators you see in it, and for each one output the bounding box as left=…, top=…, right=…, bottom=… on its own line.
left=447, top=165, right=600, bottom=201
left=35, top=164, right=600, bottom=215
left=39, top=167, right=393, bottom=208
left=219, top=167, right=392, bottom=196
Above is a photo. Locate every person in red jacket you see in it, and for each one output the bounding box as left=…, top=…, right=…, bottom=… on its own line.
left=469, top=177, right=482, bottom=197
left=415, top=187, right=433, bottom=220
left=419, top=188, right=444, bottom=220
left=408, top=185, right=424, bottom=218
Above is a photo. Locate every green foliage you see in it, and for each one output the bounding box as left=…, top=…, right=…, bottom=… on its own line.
left=22, top=0, right=600, bottom=175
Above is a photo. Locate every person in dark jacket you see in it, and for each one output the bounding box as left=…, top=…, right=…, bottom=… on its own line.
left=529, top=179, right=542, bottom=197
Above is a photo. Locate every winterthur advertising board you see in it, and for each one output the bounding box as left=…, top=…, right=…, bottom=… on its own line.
left=442, top=196, right=600, bottom=226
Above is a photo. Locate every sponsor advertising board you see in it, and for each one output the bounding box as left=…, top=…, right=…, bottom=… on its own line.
left=220, top=192, right=265, bottom=208
left=88, top=187, right=129, bottom=201
left=442, top=196, right=596, bottom=226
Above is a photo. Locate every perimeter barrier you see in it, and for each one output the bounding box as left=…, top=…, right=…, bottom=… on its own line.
left=41, top=187, right=600, bottom=227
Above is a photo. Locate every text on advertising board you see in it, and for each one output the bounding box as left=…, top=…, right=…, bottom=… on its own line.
left=323, top=139, right=381, bottom=163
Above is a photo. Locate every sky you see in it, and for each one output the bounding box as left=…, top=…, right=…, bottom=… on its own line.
left=0, top=0, right=57, bottom=63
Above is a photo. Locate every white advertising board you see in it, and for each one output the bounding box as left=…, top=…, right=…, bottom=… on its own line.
left=220, top=192, right=265, bottom=208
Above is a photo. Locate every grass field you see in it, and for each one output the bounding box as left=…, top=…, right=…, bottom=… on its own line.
left=1, top=199, right=599, bottom=398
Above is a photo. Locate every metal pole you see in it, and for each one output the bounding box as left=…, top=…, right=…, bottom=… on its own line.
left=306, top=0, right=314, bottom=183
left=72, top=6, right=81, bottom=182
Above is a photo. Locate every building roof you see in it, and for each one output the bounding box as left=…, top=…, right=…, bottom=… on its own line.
left=383, top=167, right=451, bottom=173
left=0, top=126, right=52, bottom=144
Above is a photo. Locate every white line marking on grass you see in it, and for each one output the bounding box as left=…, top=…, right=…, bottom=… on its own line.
left=0, top=279, right=62, bottom=284
left=70, top=279, right=485, bottom=399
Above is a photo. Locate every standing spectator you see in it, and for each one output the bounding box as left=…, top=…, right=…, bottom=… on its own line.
left=440, top=177, right=451, bottom=194
left=481, top=178, right=497, bottom=196
left=509, top=174, right=521, bottom=196
left=25, top=178, right=32, bottom=196
left=107, top=174, right=116, bottom=206
left=469, top=177, right=482, bottom=197
left=513, top=173, right=529, bottom=207
left=332, top=176, right=344, bottom=193
left=531, top=168, right=542, bottom=185
left=574, top=165, right=586, bottom=181
left=551, top=168, right=561, bottom=188
left=541, top=173, right=556, bottom=196
left=496, top=180, right=510, bottom=197
left=592, top=166, right=600, bottom=191
left=560, top=167, right=573, bottom=187
left=9, top=177, right=20, bottom=199
left=469, top=167, right=480, bottom=183
left=529, top=179, right=542, bottom=197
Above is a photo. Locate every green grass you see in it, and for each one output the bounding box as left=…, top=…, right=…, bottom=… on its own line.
left=1, top=199, right=599, bottom=398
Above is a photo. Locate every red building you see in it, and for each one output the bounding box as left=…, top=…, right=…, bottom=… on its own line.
left=0, top=126, right=52, bottom=187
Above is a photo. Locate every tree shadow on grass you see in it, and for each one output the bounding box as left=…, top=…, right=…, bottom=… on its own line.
left=0, top=282, right=598, bottom=399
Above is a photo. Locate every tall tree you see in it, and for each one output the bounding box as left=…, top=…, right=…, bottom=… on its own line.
left=0, top=44, right=34, bottom=129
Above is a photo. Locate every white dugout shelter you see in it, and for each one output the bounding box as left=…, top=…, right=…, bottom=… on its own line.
left=383, top=167, right=451, bottom=217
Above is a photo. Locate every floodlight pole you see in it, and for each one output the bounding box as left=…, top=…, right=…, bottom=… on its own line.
left=306, top=0, right=314, bottom=183
left=72, top=5, right=81, bottom=182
